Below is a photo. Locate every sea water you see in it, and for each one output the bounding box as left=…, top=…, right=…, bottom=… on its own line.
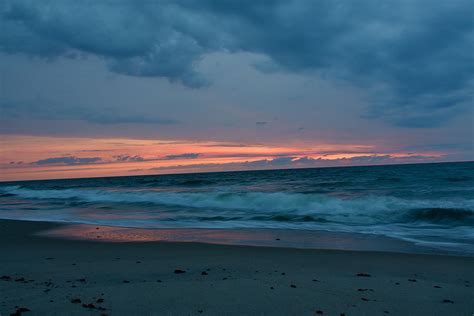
left=1, top=162, right=473, bottom=254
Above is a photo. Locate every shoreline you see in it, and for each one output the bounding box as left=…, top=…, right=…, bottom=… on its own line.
left=35, top=220, right=445, bottom=255
left=2, top=218, right=470, bottom=257
left=1, top=219, right=473, bottom=315
left=27, top=219, right=474, bottom=257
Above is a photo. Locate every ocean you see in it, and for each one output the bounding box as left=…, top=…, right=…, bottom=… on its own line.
left=1, top=162, right=473, bottom=254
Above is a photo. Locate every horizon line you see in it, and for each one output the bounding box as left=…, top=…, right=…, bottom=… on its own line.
left=1, top=159, right=472, bottom=184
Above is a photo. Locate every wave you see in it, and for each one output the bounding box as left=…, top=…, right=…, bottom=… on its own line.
left=443, top=176, right=472, bottom=182
left=405, top=208, right=474, bottom=225
left=314, top=181, right=354, bottom=187
left=2, top=185, right=473, bottom=226
left=248, top=214, right=329, bottom=222
left=376, top=177, right=402, bottom=182
left=135, top=179, right=217, bottom=187
left=178, top=179, right=216, bottom=186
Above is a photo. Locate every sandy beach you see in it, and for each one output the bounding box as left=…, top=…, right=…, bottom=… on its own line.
left=0, top=219, right=473, bottom=315
left=2, top=0, right=473, bottom=313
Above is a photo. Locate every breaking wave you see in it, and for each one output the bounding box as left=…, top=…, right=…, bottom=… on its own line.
left=2, top=186, right=473, bottom=226
left=405, top=208, right=474, bottom=225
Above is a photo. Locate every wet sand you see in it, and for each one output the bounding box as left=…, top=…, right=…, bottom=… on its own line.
left=1, top=219, right=473, bottom=315
left=38, top=223, right=435, bottom=254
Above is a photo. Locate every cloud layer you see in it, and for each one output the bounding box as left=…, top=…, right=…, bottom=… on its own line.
left=1, top=0, right=472, bottom=126
left=144, top=154, right=440, bottom=173
left=0, top=98, right=177, bottom=125
left=160, top=153, right=200, bottom=160
left=33, top=156, right=102, bottom=166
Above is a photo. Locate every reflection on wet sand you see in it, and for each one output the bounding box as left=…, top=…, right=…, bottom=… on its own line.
left=37, top=224, right=432, bottom=254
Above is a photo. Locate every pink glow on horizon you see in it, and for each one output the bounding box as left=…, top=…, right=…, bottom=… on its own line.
left=0, top=135, right=445, bottom=181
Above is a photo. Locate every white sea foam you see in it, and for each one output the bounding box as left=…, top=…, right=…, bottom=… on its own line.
left=1, top=184, right=474, bottom=254
left=2, top=186, right=473, bottom=225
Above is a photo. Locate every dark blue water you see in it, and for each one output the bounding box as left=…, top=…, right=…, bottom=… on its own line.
left=1, top=162, right=473, bottom=253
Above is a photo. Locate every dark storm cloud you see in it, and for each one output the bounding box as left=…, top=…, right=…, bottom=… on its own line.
left=0, top=99, right=177, bottom=125
left=0, top=0, right=214, bottom=88
left=1, top=0, right=472, bottom=125
left=33, top=156, right=102, bottom=165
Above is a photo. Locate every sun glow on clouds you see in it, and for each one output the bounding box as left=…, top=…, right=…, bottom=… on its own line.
left=0, top=135, right=444, bottom=181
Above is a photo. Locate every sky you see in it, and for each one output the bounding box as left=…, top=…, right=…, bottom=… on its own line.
left=0, top=0, right=473, bottom=181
